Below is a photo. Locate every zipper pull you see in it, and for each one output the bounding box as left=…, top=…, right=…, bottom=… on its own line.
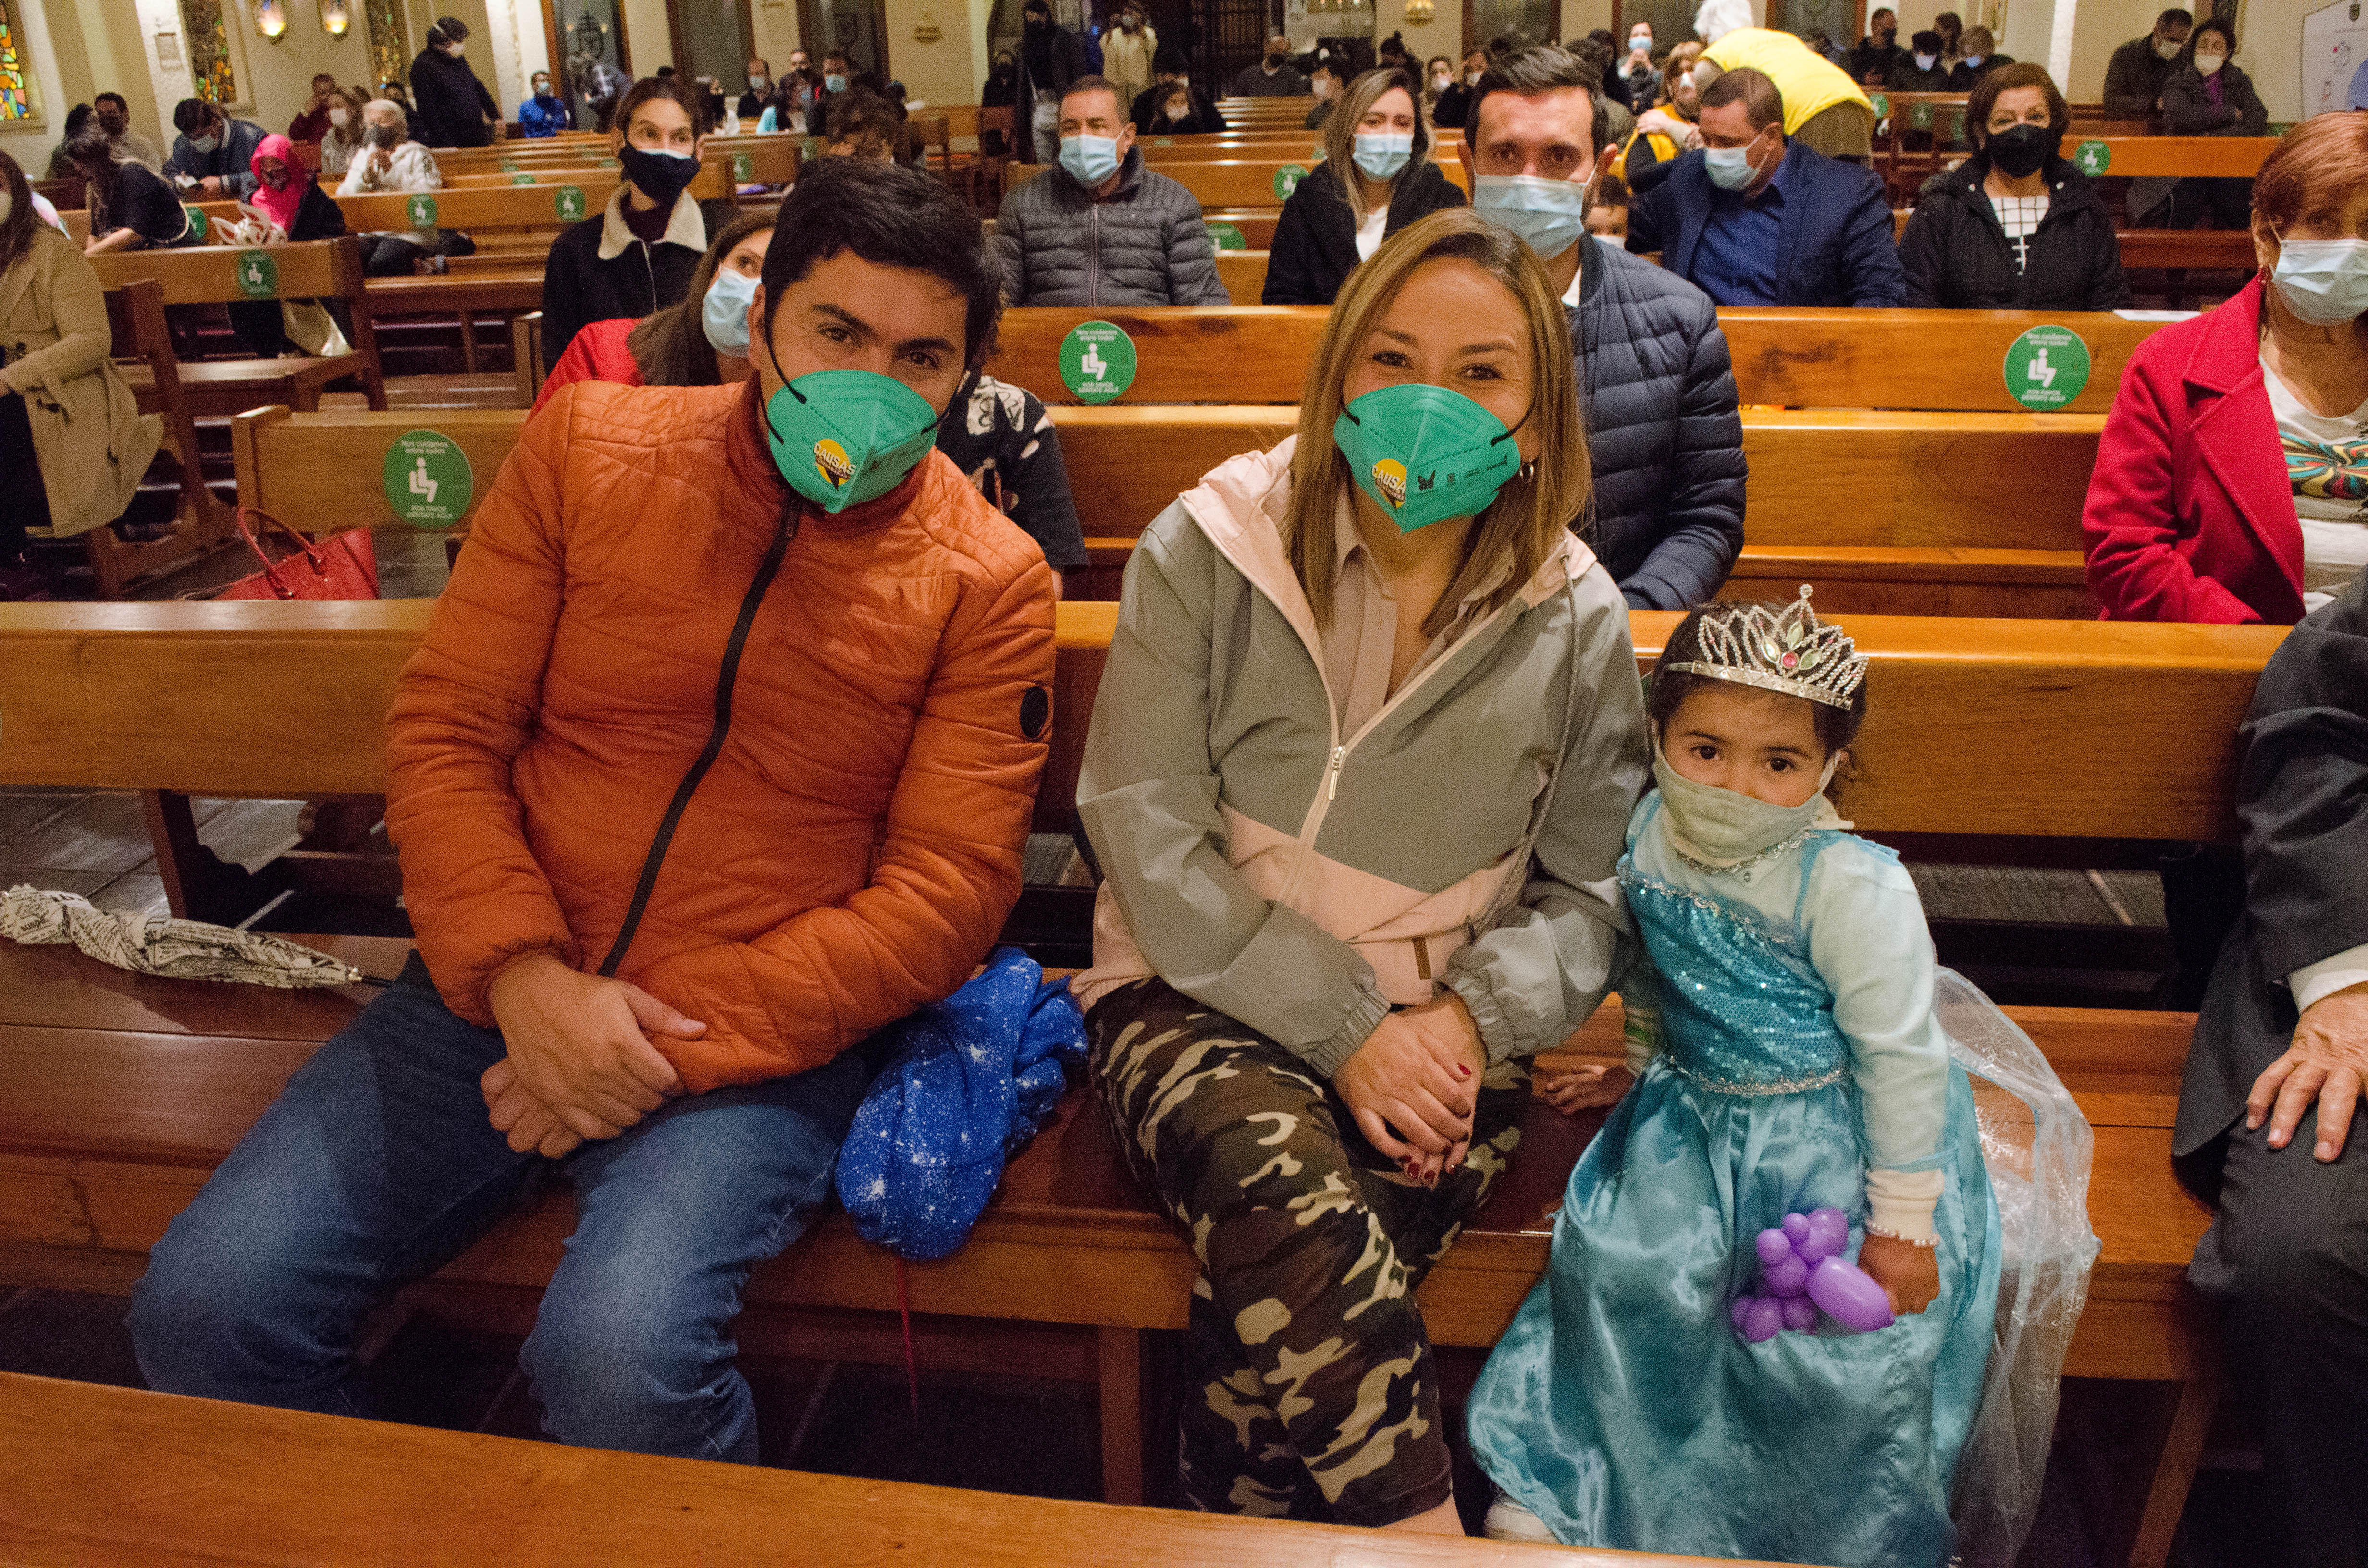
left=1327, top=745, right=1345, bottom=801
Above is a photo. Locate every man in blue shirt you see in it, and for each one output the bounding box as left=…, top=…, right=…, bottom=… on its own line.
left=1625, top=67, right=1902, bottom=308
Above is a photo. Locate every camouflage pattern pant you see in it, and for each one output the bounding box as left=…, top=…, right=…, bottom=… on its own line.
left=1086, top=979, right=1530, bottom=1526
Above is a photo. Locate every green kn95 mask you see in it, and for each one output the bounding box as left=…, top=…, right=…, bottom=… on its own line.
left=760, top=367, right=941, bottom=512
left=1332, top=382, right=1528, bottom=533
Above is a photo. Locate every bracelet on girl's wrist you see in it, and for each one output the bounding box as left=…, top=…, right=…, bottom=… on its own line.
left=1863, top=1224, right=1938, bottom=1249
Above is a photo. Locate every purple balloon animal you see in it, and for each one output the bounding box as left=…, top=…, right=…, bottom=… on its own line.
left=1730, top=1207, right=1896, bottom=1342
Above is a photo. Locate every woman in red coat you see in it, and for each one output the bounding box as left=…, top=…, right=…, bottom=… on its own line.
left=2083, top=116, right=2368, bottom=625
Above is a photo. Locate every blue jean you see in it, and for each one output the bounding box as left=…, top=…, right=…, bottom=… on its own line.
left=129, top=955, right=874, bottom=1463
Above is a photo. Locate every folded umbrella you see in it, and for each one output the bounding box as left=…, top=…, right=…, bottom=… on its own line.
left=0, top=885, right=366, bottom=988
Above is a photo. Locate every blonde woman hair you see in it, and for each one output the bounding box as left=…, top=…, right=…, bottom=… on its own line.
left=1285, top=207, right=1591, bottom=638
left=1321, top=66, right=1430, bottom=223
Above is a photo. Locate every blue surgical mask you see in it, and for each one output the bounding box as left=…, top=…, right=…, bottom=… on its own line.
left=1352, top=131, right=1413, bottom=181
left=190, top=132, right=222, bottom=154
left=702, top=266, right=760, bottom=357
left=2273, top=236, right=2368, bottom=327
left=824, top=73, right=848, bottom=92
left=1060, top=133, right=1121, bottom=186
left=1961, top=53, right=1985, bottom=68
left=1473, top=173, right=1590, bottom=261
left=1704, top=134, right=1768, bottom=191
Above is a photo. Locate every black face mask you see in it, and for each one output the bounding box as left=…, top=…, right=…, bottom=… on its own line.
left=1025, top=14, right=1049, bottom=33
left=1264, top=50, right=1285, bottom=67
left=1986, top=121, right=2060, bottom=179
left=618, top=143, right=700, bottom=208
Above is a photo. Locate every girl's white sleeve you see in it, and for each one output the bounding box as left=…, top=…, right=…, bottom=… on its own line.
left=1805, top=846, right=1951, bottom=1243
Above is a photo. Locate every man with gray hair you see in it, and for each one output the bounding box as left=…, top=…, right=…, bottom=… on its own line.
left=1458, top=45, right=1744, bottom=612
left=336, top=100, right=447, bottom=275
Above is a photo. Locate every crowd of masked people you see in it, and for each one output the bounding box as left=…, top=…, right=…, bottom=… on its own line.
left=5, top=14, right=2368, bottom=1563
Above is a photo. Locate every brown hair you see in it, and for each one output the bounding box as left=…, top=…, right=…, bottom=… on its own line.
left=2184, top=16, right=2235, bottom=60
left=0, top=151, right=36, bottom=279
left=1285, top=208, right=1591, bottom=637
left=1468, top=45, right=1613, bottom=158
left=614, top=75, right=706, bottom=140
left=1323, top=67, right=1429, bottom=221
left=1967, top=62, right=2067, bottom=149
left=1699, top=66, right=1782, bottom=134
left=1646, top=601, right=1869, bottom=761
left=2254, top=114, right=2368, bottom=236
left=825, top=89, right=902, bottom=156
left=627, top=210, right=777, bottom=385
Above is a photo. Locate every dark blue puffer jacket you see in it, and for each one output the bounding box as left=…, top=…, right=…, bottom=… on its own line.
left=1568, top=234, right=1747, bottom=611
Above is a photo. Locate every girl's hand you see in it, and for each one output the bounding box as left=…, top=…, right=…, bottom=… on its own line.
left=1336, top=1000, right=1480, bottom=1164
left=1857, top=1234, right=1941, bottom=1315
left=1540, top=1063, right=1632, bottom=1114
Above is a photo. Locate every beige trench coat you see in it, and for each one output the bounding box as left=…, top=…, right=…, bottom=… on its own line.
left=0, top=226, right=161, bottom=537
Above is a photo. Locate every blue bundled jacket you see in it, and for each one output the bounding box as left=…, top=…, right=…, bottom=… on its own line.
left=834, top=948, right=1087, bottom=1260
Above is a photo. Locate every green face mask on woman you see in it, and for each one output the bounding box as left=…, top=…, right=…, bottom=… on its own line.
left=1331, top=382, right=1529, bottom=533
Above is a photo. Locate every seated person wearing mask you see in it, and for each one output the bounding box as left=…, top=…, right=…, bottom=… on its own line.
left=991, top=76, right=1229, bottom=306
left=1946, top=28, right=2014, bottom=88
left=736, top=59, right=773, bottom=122
left=1894, top=32, right=1953, bottom=92
left=1696, top=0, right=1876, bottom=163
left=94, top=93, right=164, bottom=173
left=1132, top=52, right=1225, bottom=135
left=337, top=100, right=449, bottom=276
left=520, top=71, right=574, bottom=136
left=1265, top=66, right=1465, bottom=306
left=1461, top=45, right=1745, bottom=610
left=540, top=76, right=738, bottom=372
left=2103, top=9, right=2191, bottom=120
left=164, top=98, right=268, bottom=198
left=1899, top=63, right=2130, bottom=311
left=1232, top=34, right=1309, bottom=97
left=129, top=158, right=1058, bottom=1466
left=1626, top=67, right=1904, bottom=308
left=536, top=209, right=1088, bottom=589
left=1306, top=60, right=1345, bottom=129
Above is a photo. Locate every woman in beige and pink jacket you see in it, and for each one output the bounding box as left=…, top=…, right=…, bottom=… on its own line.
left=1074, top=208, right=1650, bottom=1532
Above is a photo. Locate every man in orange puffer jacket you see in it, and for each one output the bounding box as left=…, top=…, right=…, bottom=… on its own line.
left=130, top=161, right=1059, bottom=1463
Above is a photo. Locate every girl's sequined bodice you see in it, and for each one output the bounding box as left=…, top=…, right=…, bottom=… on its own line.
left=1618, top=849, right=1851, bottom=1096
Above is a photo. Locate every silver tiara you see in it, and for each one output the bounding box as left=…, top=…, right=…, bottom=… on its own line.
left=1662, top=587, right=1868, bottom=710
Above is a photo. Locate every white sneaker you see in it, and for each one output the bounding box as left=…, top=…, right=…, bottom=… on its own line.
left=1482, top=1494, right=1557, bottom=1543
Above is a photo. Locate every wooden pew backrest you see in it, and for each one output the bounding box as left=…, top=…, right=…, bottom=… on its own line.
left=89, top=237, right=364, bottom=306
left=0, top=602, right=2280, bottom=850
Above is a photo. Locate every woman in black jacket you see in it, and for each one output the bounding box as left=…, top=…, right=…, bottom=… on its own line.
left=408, top=15, right=499, bottom=148
left=1899, top=62, right=2130, bottom=311
left=1263, top=68, right=1465, bottom=306
left=2160, top=18, right=2268, bottom=230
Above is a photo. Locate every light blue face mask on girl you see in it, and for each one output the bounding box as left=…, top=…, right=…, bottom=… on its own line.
left=701, top=267, right=761, bottom=357
left=1352, top=131, right=1414, bottom=180
left=760, top=365, right=941, bottom=512
left=1472, top=174, right=1590, bottom=260
left=1332, top=382, right=1527, bottom=533
left=2273, top=236, right=2368, bottom=327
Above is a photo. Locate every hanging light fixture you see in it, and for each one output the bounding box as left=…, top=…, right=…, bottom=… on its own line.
left=255, top=0, right=290, bottom=41
left=319, top=0, right=350, bottom=37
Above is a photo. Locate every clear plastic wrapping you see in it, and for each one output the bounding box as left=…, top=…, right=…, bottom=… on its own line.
left=1934, top=968, right=2102, bottom=1568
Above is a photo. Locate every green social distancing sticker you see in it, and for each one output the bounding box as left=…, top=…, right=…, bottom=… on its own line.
left=2004, top=325, right=2090, bottom=411
left=499, top=158, right=520, bottom=172
left=555, top=185, right=588, bottom=220
left=1273, top=163, right=1308, bottom=199
left=1208, top=221, right=1247, bottom=251
left=233, top=249, right=277, bottom=299
left=1868, top=92, right=1889, bottom=117
left=1151, top=135, right=1173, bottom=146
left=406, top=194, right=439, bottom=227
left=511, top=172, right=538, bottom=185
left=731, top=152, right=754, bottom=180
left=183, top=206, right=210, bottom=241
left=1910, top=100, right=1933, bottom=130
left=382, top=430, right=474, bottom=527
left=2072, top=139, right=2110, bottom=176
left=1059, top=320, right=1137, bottom=404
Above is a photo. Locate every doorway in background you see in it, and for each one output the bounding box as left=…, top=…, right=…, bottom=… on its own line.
left=799, top=0, right=889, bottom=81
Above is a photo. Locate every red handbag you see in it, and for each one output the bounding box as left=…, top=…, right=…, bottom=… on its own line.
left=215, top=508, right=380, bottom=601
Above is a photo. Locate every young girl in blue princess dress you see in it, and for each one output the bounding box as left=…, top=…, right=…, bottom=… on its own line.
left=1467, top=590, right=2005, bottom=1568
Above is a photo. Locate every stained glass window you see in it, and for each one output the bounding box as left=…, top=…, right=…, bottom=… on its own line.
left=0, top=0, right=36, bottom=124
left=364, top=0, right=407, bottom=94
left=179, top=0, right=240, bottom=104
